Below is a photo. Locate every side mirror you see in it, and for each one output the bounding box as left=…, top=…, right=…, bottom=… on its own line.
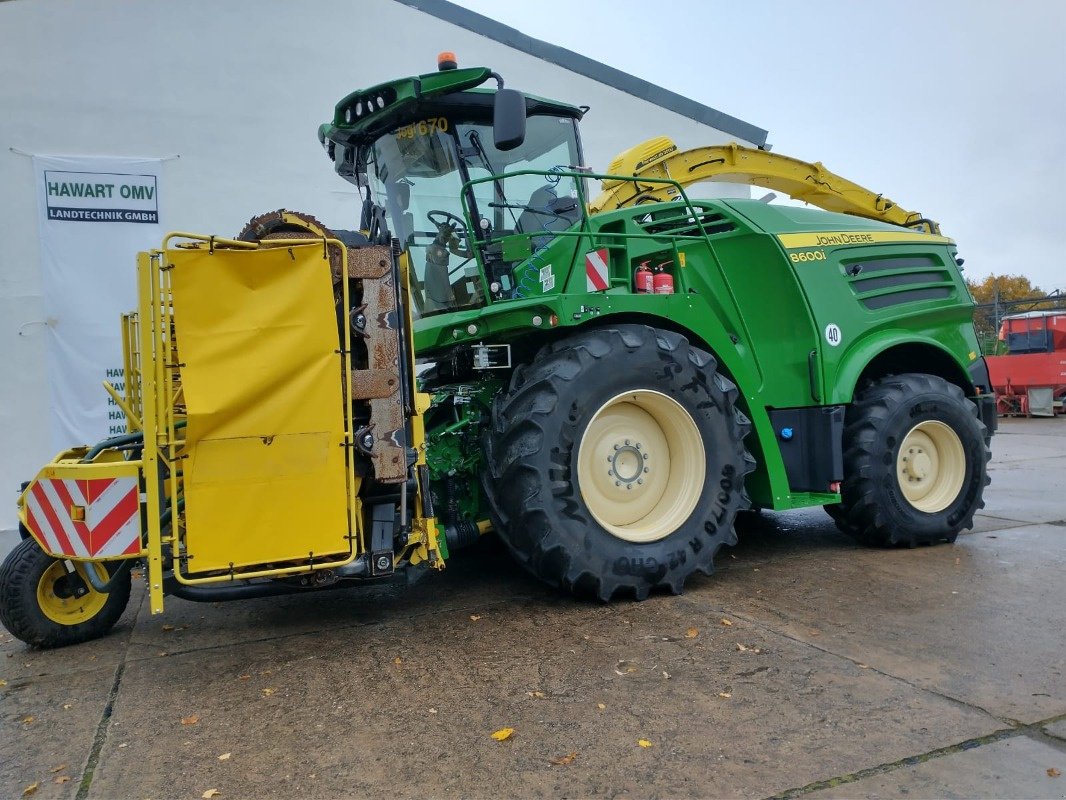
left=493, top=88, right=526, bottom=151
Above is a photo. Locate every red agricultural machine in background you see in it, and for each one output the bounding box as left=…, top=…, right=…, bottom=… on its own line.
left=986, top=311, right=1066, bottom=416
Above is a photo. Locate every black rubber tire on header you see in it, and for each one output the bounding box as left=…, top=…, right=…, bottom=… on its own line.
left=0, top=538, right=132, bottom=649
left=482, top=324, right=755, bottom=601
left=827, top=372, right=990, bottom=547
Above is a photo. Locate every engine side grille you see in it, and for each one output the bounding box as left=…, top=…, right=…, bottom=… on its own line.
left=843, top=255, right=957, bottom=310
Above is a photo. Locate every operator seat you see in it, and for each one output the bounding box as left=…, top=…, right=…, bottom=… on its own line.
left=516, top=185, right=581, bottom=249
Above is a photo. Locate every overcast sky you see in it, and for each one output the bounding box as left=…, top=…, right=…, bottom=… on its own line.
left=453, top=0, right=1066, bottom=293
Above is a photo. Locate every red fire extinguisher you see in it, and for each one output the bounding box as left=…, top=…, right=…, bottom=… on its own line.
left=653, top=260, right=675, bottom=294
left=634, top=261, right=654, bottom=293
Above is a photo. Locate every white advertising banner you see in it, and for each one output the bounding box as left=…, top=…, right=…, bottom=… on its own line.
left=33, top=155, right=164, bottom=452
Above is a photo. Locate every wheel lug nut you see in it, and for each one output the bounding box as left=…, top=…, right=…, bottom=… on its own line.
left=635, top=443, right=641, bottom=450
left=625, top=439, right=630, bottom=446
left=614, top=444, right=620, bottom=451
left=643, top=467, right=649, bottom=473
left=626, top=485, right=632, bottom=490
left=637, top=479, right=643, bottom=485
left=615, top=481, right=621, bottom=487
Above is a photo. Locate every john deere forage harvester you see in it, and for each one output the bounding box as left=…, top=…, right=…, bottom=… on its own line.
left=1, top=56, right=994, bottom=647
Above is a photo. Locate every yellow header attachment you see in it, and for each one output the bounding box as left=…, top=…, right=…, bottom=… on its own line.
left=590, top=137, right=941, bottom=235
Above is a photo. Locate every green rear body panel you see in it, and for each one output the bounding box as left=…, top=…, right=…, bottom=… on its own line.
left=415, top=198, right=981, bottom=511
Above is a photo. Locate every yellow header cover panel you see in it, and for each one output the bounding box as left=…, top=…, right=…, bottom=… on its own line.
left=169, top=245, right=351, bottom=572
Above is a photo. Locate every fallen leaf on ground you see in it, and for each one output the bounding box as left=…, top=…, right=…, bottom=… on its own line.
left=527, top=691, right=546, bottom=699
left=614, top=660, right=637, bottom=675
left=1049, top=768, right=1061, bottom=778
left=202, top=791, right=221, bottom=799
left=50, top=765, right=67, bottom=774
left=662, top=671, right=671, bottom=679
left=261, top=688, right=276, bottom=697
left=161, top=624, right=174, bottom=631
left=685, top=627, right=699, bottom=639
left=637, top=739, right=653, bottom=748
left=736, top=643, right=748, bottom=652
left=118, top=743, right=128, bottom=749
left=857, top=664, right=870, bottom=669
left=469, top=615, right=482, bottom=621
left=238, top=674, right=250, bottom=681
left=428, top=708, right=437, bottom=714
left=720, top=619, right=733, bottom=627
left=596, top=703, right=606, bottom=710
left=54, top=776, right=70, bottom=785
left=0, top=678, right=7, bottom=686
left=393, top=657, right=403, bottom=667
left=550, top=752, right=578, bottom=766
left=22, top=782, right=38, bottom=796
left=218, top=753, right=231, bottom=761
left=491, top=727, right=514, bottom=741
left=21, top=715, right=34, bottom=724
left=62, top=703, right=72, bottom=709
left=718, top=692, right=732, bottom=698
left=180, top=714, right=199, bottom=725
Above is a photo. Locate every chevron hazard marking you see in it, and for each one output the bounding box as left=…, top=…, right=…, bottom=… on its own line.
left=585, top=248, right=609, bottom=292
left=25, top=477, right=140, bottom=559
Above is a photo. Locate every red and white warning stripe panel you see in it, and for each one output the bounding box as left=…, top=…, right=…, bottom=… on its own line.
left=585, top=248, right=610, bottom=292
left=23, top=477, right=141, bottom=559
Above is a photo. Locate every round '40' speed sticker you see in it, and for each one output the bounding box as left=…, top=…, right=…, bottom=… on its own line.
left=824, top=323, right=842, bottom=347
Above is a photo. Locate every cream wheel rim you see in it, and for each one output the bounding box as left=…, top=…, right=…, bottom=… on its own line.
left=897, top=420, right=966, bottom=513
left=576, top=390, right=706, bottom=543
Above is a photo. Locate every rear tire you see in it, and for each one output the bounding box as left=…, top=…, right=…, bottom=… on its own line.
left=830, top=373, right=990, bottom=547
left=483, top=325, right=754, bottom=600
left=0, top=538, right=132, bottom=648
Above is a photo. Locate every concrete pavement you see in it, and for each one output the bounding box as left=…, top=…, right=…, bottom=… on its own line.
left=2, top=417, right=1064, bottom=799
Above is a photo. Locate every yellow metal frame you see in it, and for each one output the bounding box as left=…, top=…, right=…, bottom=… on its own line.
left=120, top=311, right=143, bottom=432
left=18, top=230, right=440, bottom=616
left=139, top=233, right=367, bottom=612
left=393, top=250, right=444, bottom=569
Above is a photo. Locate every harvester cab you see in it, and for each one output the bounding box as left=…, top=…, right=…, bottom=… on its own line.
left=317, top=58, right=588, bottom=318
left=3, top=55, right=997, bottom=649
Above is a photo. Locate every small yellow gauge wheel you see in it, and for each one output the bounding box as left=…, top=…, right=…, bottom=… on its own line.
left=36, top=560, right=109, bottom=625
left=0, top=538, right=132, bottom=648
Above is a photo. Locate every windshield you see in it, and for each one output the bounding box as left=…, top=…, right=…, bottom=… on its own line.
left=366, top=112, right=582, bottom=319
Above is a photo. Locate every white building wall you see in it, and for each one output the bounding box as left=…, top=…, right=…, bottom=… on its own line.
left=0, top=0, right=759, bottom=528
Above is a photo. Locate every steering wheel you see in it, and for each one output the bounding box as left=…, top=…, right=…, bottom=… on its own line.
left=427, top=209, right=467, bottom=231
left=427, top=209, right=472, bottom=257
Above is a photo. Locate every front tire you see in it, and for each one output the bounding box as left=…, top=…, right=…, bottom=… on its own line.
left=830, top=373, right=990, bottom=546
left=483, top=325, right=754, bottom=600
left=0, top=538, right=132, bottom=648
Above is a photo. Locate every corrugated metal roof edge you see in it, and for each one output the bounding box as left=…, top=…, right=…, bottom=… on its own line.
left=393, top=0, right=769, bottom=147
